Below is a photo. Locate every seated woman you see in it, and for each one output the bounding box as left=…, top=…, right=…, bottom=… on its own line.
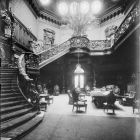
left=85, top=85, right=90, bottom=96
left=43, top=84, right=49, bottom=95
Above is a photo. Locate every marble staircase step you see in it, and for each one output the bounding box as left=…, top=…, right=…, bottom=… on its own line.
left=1, top=100, right=26, bottom=107
left=1, top=104, right=30, bottom=115
left=0, top=111, right=38, bottom=134
left=0, top=93, right=20, bottom=98
left=1, top=111, right=44, bottom=140
left=0, top=96, right=24, bottom=103
left=1, top=108, right=33, bottom=123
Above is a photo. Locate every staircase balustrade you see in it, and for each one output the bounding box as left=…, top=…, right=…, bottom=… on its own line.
left=89, top=40, right=112, bottom=51
left=114, top=4, right=140, bottom=43
left=39, top=40, right=71, bottom=65
left=17, top=52, right=41, bottom=102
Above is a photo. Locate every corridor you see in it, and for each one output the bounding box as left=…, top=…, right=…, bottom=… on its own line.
left=21, top=94, right=140, bottom=140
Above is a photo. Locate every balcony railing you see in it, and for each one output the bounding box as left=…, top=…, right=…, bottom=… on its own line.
left=89, top=40, right=112, bottom=51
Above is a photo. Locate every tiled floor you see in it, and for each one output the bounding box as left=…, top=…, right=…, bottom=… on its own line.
left=21, top=94, right=140, bottom=140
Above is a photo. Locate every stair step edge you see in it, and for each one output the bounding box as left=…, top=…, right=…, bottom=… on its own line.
left=0, top=108, right=33, bottom=123
left=1, top=112, right=38, bottom=133
left=1, top=111, right=44, bottom=140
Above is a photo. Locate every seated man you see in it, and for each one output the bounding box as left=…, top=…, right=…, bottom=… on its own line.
left=72, top=88, right=86, bottom=102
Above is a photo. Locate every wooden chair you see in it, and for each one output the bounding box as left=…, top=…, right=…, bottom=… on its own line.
left=72, top=88, right=87, bottom=112
left=72, top=100, right=87, bottom=112
left=104, top=91, right=116, bottom=114
left=39, top=94, right=48, bottom=111
left=46, top=95, right=54, bottom=104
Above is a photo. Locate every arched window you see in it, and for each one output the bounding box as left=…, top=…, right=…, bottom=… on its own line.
left=74, top=64, right=84, bottom=88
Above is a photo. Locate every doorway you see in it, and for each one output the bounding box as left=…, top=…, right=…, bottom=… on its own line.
left=74, top=64, right=84, bottom=88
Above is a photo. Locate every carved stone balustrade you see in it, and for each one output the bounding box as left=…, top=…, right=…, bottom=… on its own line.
left=24, top=53, right=39, bottom=69
left=39, top=41, right=70, bottom=68
left=29, top=40, right=52, bottom=55
left=89, top=40, right=112, bottom=51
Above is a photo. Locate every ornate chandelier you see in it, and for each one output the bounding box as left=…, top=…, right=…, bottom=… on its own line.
left=57, top=0, right=103, bottom=37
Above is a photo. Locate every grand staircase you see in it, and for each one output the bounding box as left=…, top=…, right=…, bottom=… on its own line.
left=0, top=68, right=44, bottom=140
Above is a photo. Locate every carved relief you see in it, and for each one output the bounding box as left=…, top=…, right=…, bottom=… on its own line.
left=105, top=25, right=117, bottom=39
left=105, top=25, right=117, bottom=46
left=43, top=28, right=55, bottom=46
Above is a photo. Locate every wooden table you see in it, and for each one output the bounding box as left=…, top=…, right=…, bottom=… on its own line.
left=90, top=90, right=111, bottom=107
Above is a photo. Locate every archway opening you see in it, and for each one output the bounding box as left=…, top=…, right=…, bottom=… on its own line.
left=74, top=64, right=84, bottom=88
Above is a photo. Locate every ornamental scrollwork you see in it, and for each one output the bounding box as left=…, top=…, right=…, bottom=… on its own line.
left=70, top=36, right=89, bottom=48
left=89, top=40, right=111, bottom=50
left=39, top=41, right=70, bottom=63
left=114, top=5, right=140, bottom=43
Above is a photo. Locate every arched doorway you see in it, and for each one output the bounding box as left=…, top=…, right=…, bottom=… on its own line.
left=74, top=64, right=84, bottom=88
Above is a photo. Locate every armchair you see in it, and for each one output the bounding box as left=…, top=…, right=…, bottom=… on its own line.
left=39, top=94, right=48, bottom=111
left=72, top=88, right=87, bottom=112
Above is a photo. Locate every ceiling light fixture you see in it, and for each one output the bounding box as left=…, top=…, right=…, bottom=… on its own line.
left=57, top=0, right=103, bottom=37
left=91, top=0, right=103, bottom=14
left=40, top=0, right=51, bottom=6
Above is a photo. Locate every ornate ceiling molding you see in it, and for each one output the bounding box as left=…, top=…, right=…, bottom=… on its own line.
left=25, top=0, right=62, bottom=26
left=26, top=0, right=134, bottom=26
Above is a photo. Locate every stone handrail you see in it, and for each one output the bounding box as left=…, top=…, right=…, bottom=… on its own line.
left=18, top=54, right=33, bottom=81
